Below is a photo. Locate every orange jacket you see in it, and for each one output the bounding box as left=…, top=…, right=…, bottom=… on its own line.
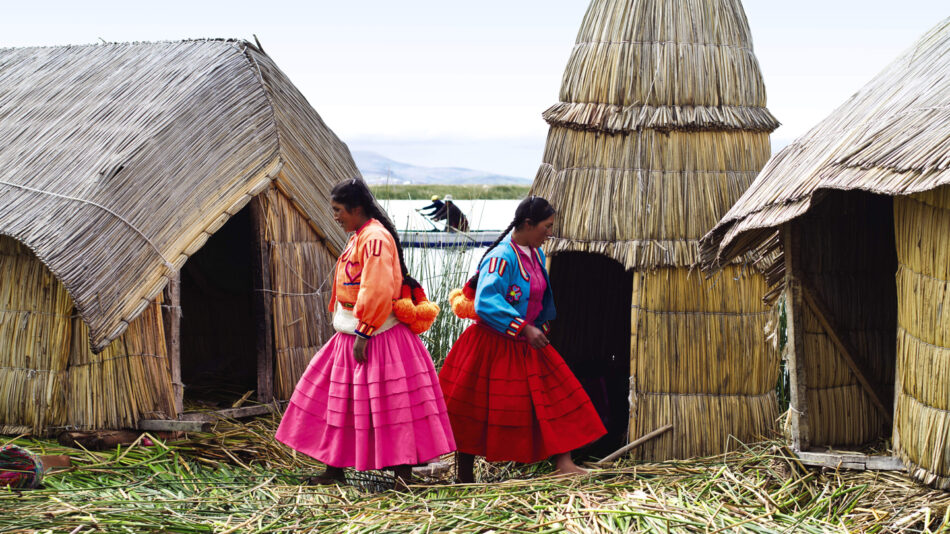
left=328, top=219, right=402, bottom=337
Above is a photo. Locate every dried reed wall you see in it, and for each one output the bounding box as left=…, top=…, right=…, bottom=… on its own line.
left=629, top=266, right=779, bottom=459
left=796, top=192, right=896, bottom=446
left=0, top=236, right=175, bottom=435
left=894, top=185, right=950, bottom=488
left=532, top=0, right=779, bottom=460
left=260, top=187, right=336, bottom=398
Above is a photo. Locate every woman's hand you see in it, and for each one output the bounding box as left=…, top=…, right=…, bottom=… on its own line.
left=353, top=336, right=369, bottom=364
left=522, top=324, right=550, bottom=349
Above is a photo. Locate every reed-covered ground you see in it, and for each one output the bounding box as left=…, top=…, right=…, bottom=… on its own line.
left=3, top=415, right=949, bottom=533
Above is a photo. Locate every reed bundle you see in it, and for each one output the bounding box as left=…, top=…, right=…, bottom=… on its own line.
left=0, top=39, right=355, bottom=353
left=534, top=128, right=769, bottom=270
left=701, top=17, right=950, bottom=271
left=894, top=186, right=950, bottom=488
left=68, top=300, right=174, bottom=430
left=260, top=188, right=336, bottom=398
left=0, top=236, right=175, bottom=434
left=534, top=0, right=778, bottom=461
left=629, top=266, right=779, bottom=459
left=0, top=237, right=71, bottom=434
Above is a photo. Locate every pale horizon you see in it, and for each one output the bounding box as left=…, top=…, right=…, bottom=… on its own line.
left=1, top=1, right=946, bottom=178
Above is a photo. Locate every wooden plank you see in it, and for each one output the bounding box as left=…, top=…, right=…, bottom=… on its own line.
left=180, top=403, right=280, bottom=422
left=594, top=424, right=673, bottom=465
left=162, top=273, right=183, bottom=417
left=796, top=451, right=905, bottom=472
left=139, top=419, right=210, bottom=433
left=783, top=223, right=811, bottom=451
left=800, top=281, right=893, bottom=426
left=250, top=195, right=275, bottom=404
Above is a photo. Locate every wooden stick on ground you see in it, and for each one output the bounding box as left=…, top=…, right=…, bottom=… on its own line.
left=594, top=424, right=673, bottom=465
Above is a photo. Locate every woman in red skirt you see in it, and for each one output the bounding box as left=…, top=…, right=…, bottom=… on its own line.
left=439, top=196, right=606, bottom=482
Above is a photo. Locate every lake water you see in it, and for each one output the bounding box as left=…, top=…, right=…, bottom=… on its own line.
left=377, top=199, right=521, bottom=289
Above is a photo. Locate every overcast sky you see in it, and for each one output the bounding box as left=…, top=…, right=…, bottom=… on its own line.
left=1, top=1, right=947, bottom=178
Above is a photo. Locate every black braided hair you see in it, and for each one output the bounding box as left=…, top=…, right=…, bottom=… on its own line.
left=331, top=178, right=412, bottom=284
left=466, top=195, right=556, bottom=290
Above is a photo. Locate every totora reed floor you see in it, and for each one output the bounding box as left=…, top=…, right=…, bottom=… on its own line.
left=1, top=412, right=948, bottom=533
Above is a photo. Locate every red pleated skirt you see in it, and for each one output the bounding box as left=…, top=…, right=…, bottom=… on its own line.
left=438, top=323, right=606, bottom=463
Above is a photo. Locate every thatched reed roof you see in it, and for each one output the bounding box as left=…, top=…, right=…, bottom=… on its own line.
left=701, top=17, right=950, bottom=270
left=534, top=0, right=778, bottom=270
left=0, top=39, right=356, bottom=352
left=544, top=0, right=779, bottom=134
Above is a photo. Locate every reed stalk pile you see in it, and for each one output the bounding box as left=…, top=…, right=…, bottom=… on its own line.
left=5, top=417, right=950, bottom=532
left=533, top=0, right=779, bottom=460
left=894, top=185, right=950, bottom=488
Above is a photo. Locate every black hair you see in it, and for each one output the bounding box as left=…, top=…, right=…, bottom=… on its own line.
left=331, top=178, right=411, bottom=283
left=464, top=195, right=555, bottom=291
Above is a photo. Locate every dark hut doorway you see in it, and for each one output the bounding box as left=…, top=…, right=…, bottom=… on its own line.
left=548, top=252, right=633, bottom=457
left=180, top=206, right=263, bottom=408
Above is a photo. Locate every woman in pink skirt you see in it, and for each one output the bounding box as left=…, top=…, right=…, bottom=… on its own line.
left=275, top=178, right=455, bottom=486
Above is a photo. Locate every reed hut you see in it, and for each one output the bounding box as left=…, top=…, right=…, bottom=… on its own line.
left=0, top=39, right=356, bottom=435
left=531, top=0, right=781, bottom=459
left=701, top=17, right=950, bottom=488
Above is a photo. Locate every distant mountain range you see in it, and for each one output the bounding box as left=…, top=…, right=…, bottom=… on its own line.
left=352, top=151, right=531, bottom=185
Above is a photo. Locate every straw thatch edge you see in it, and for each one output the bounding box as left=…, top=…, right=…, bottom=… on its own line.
left=543, top=102, right=779, bottom=133
left=545, top=236, right=758, bottom=271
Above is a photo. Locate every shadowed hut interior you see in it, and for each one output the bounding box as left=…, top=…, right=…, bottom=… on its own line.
left=548, top=253, right=633, bottom=455
left=180, top=207, right=259, bottom=405
left=701, top=17, right=950, bottom=488
left=531, top=0, right=780, bottom=460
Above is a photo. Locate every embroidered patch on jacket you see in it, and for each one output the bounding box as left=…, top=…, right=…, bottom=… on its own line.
left=343, top=260, right=362, bottom=285
left=488, top=257, right=507, bottom=275
left=363, top=239, right=383, bottom=258
left=505, top=284, right=522, bottom=304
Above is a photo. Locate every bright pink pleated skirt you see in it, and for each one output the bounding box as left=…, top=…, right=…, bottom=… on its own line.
left=275, top=324, right=456, bottom=470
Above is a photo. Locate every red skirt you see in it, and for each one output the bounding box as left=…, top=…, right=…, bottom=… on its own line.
left=438, top=323, right=606, bottom=463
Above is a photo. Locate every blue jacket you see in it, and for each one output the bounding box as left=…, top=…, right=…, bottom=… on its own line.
left=474, top=235, right=555, bottom=338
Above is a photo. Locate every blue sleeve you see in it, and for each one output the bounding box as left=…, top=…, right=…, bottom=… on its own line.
left=534, top=247, right=556, bottom=331
left=474, top=255, right=527, bottom=338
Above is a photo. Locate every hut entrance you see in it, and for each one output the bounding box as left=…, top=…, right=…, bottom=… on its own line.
left=180, top=206, right=263, bottom=408
left=548, top=252, right=633, bottom=456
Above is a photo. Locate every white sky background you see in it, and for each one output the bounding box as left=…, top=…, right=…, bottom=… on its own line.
left=1, top=1, right=947, bottom=178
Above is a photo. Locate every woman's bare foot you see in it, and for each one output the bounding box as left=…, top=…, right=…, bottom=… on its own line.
left=553, top=452, right=588, bottom=476
left=307, top=465, right=346, bottom=485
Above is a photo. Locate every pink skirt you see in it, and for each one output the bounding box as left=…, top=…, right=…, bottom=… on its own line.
left=275, top=323, right=456, bottom=471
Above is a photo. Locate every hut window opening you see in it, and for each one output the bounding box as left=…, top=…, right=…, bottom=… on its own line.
left=179, top=207, right=262, bottom=408
left=547, top=252, right=633, bottom=457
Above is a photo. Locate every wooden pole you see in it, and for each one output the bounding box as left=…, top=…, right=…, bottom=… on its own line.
left=595, top=424, right=673, bottom=465
left=783, top=222, right=810, bottom=451
left=162, top=273, right=183, bottom=418
left=250, top=194, right=275, bottom=403
left=800, top=281, right=892, bottom=425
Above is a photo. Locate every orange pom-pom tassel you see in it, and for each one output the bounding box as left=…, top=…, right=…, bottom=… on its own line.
left=393, top=298, right=417, bottom=323
left=409, top=319, right=429, bottom=335
left=415, top=301, right=439, bottom=322
left=448, top=288, right=463, bottom=302
left=452, top=296, right=477, bottom=320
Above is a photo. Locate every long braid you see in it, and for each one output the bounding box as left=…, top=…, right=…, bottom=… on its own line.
left=467, top=195, right=556, bottom=291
